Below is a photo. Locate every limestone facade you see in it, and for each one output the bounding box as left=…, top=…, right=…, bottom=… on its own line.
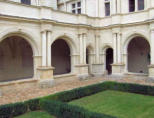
left=0, top=0, right=154, bottom=85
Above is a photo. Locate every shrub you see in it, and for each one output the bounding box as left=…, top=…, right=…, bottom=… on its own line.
left=40, top=99, right=116, bottom=118
left=25, top=98, right=40, bottom=111
left=0, top=102, right=27, bottom=118
left=0, top=104, right=13, bottom=118
left=43, top=82, right=108, bottom=102
left=12, top=102, right=27, bottom=116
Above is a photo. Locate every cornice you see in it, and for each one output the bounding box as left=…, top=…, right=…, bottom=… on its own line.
left=0, top=13, right=154, bottom=30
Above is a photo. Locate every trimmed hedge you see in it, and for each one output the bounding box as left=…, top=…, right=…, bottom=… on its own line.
left=25, top=98, right=40, bottom=111
left=0, top=98, right=40, bottom=118
left=42, top=81, right=154, bottom=103
left=40, top=99, right=116, bottom=118
left=0, top=102, right=27, bottom=118
left=43, top=82, right=108, bottom=102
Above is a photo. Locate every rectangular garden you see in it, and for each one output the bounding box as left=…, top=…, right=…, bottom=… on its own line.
left=1, top=81, right=154, bottom=118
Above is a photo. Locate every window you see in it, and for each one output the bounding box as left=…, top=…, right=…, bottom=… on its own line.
left=129, top=0, right=135, bottom=12
left=21, top=0, right=31, bottom=5
left=71, top=1, right=81, bottom=14
left=105, top=2, right=110, bottom=16
left=129, top=0, right=144, bottom=12
left=138, top=0, right=144, bottom=10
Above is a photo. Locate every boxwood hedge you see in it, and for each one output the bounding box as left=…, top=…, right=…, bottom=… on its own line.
left=40, top=99, right=116, bottom=118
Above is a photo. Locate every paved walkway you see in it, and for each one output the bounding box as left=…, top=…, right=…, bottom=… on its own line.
left=0, top=75, right=154, bottom=105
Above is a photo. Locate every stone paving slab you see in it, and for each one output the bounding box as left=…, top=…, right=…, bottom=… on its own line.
left=0, top=76, right=154, bottom=105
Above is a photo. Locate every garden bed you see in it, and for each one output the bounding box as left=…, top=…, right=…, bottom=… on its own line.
left=69, top=90, right=154, bottom=118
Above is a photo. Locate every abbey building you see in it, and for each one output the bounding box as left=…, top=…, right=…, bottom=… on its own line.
left=0, top=0, right=154, bottom=85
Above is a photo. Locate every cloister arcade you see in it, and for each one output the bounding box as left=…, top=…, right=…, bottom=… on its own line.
left=0, top=30, right=153, bottom=83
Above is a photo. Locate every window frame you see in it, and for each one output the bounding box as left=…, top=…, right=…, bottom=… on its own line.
left=21, top=0, right=31, bottom=5
left=71, top=1, right=81, bottom=14
left=104, top=0, right=110, bottom=16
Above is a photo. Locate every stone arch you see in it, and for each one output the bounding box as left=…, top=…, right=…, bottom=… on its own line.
left=0, top=35, right=34, bottom=82
left=86, top=44, right=94, bottom=74
left=51, top=34, right=77, bottom=55
left=0, top=28, right=39, bottom=56
left=51, top=37, right=73, bottom=75
left=123, top=33, right=151, bottom=74
left=102, top=45, right=113, bottom=54
left=102, top=45, right=113, bottom=75
left=123, top=32, right=150, bottom=54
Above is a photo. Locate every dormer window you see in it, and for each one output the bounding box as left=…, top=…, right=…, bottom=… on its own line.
left=138, top=0, right=144, bottom=10
left=21, top=0, right=31, bottom=5
left=104, top=0, right=110, bottom=16
left=71, top=1, right=81, bottom=14
left=129, top=0, right=144, bottom=12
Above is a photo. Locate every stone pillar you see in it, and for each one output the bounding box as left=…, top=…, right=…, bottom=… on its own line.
left=117, top=0, right=121, bottom=13
left=149, top=30, right=154, bottom=79
left=96, top=0, right=99, bottom=17
left=37, top=30, right=54, bottom=88
left=75, top=33, right=89, bottom=79
left=82, top=0, right=86, bottom=14
left=112, top=33, right=124, bottom=75
left=135, top=0, right=138, bottom=11
left=47, top=31, right=52, bottom=66
left=41, top=31, right=47, bottom=66
left=91, top=35, right=104, bottom=77
left=112, top=0, right=117, bottom=14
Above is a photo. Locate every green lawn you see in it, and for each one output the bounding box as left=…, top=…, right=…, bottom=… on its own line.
left=69, top=90, right=154, bottom=118
left=15, top=111, right=54, bottom=118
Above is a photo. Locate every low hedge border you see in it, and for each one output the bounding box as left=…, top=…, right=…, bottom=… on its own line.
left=40, top=99, right=116, bottom=118
left=1, top=81, right=154, bottom=118
left=0, top=98, right=40, bottom=118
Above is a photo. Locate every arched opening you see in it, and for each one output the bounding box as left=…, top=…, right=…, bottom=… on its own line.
left=106, top=48, right=113, bottom=75
left=0, top=36, right=34, bottom=82
left=51, top=39, right=71, bottom=75
left=86, top=48, right=90, bottom=74
left=128, top=37, right=150, bottom=74
left=86, top=48, right=90, bottom=64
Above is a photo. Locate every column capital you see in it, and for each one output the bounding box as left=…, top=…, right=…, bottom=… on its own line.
left=41, top=30, right=52, bottom=33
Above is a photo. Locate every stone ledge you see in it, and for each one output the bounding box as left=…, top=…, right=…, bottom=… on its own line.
left=75, top=64, right=89, bottom=67
left=0, top=78, right=38, bottom=87
left=54, top=73, right=76, bottom=79
left=37, top=66, right=55, bottom=70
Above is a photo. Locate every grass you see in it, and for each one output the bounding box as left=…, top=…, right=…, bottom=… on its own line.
left=15, top=111, right=55, bottom=118
left=69, top=90, right=154, bottom=118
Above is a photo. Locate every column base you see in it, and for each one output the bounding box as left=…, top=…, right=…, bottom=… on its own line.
left=75, top=64, right=89, bottom=79
left=37, top=66, right=55, bottom=88
left=148, top=65, right=154, bottom=78
left=38, top=79, right=55, bottom=88
left=111, top=63, right=125, bottom=75
left=91, top=64, right=104, bottom=77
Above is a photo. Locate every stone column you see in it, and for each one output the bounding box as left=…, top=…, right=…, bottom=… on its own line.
left=41, top=31, right=47, bottom=66
left=37, top=30, right=54, bottom=88
left=112, top=0, right=117, bottom=14
left=135, top=0, right=138, bottom=11
left=91, top=35, right=104, bottom=77
left=75, top=33, right=89, bottom=79
left=112, top=33, right=124, bottom=75
left=95, top=35, right=100, bottom=64
left=82, top=0, right=86, bottom=14
left=47, top=31, right=52, bottom=66
left=96, top=0, right=99, bottom=17
left=117, top=0, right=121, bottom=13
left=149, top=30, right=154, bottom=79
